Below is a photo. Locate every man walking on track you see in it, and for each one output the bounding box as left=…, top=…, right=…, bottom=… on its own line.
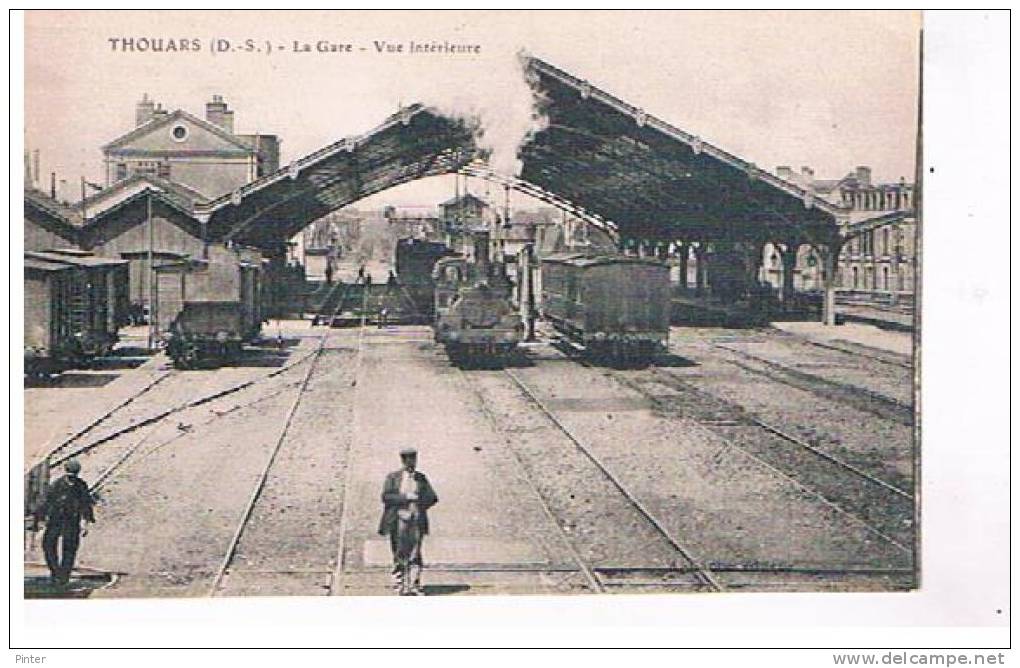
left=378, top=448, right=438, bottom=596
left=36, top=459, right=95, bottom=585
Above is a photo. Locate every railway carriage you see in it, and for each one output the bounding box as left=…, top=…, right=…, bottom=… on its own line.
left=24, top=251, right=130, bottom=376
left=541, top=253, right=670, bottom=362
left=158, top=244, right=264, bottom=368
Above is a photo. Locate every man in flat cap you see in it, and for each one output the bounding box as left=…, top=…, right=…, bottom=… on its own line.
left=37, top=459, right=95, bottom=585
left=378, top=448, right=438, bottom=596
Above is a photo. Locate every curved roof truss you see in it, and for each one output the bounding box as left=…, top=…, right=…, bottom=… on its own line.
left=196, top=56, right=847, bottom=250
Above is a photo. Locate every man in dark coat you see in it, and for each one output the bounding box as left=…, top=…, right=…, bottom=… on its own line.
left=378, top=448, right=438, bottom=596
left=37, top=459, right=95, bottom=585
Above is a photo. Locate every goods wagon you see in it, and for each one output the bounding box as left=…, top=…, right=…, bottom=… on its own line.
left=157, top=245, right=263, bottom=368
left=541, top=253, right=670, bottom=362
left=24, top=251, right=129, bottom=376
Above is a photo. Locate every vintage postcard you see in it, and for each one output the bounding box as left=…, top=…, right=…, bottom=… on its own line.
left=13, top=8, right=1011, bottom=652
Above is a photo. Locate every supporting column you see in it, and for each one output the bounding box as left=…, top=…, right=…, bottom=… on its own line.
left=676, top=242, right=690, bottom=291
left=693, top=243, right=708, bottom=296
left=777, top=240, right=799, bottom=307
left=821, top=240, right=842, bottom=326
left=747, top=240, right=766, bottom=294
left=519, top=242, right=536, bottom=341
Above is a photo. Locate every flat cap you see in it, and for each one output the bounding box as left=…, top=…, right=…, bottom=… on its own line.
left=399, top=447, right=418, bottom=457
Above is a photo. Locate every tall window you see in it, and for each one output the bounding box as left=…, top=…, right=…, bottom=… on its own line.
left=115, top=163, right=127, bottom=181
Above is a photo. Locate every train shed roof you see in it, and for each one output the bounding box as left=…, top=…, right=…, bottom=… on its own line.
left=195, top=56, right=847, bottom=249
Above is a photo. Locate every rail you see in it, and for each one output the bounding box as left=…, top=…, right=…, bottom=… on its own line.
left=455, top=367, right=605, bottom=593
left=327, top=288, right=371, bottom=595
left=503, top=367, right=725, bottom=592
left=618, top=365, right=913, bottom=555
left=208, top=330, right=331, bottom=596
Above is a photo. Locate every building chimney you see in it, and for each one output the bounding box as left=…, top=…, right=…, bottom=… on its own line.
left=800, top=166, right=815, bottom=184
left=152, top=103, right=168, bottom=122
left=32, top=149, right=40, bottom=186
left=776, top=166, right=793, bottom=181
left=206, top=94, right=235, bottom=134
left=136, top=93, right=155, bottom=126
left=855, top=165, right=872, bottom=186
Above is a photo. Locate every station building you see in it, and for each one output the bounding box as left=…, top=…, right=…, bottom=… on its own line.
left=23, top=95, right=286, bottom=315
left=102, top=94, right=280, bottom=200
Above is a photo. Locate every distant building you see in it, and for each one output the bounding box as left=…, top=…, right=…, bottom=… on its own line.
left=300, top=211, right=361, bottom=280
left=440, top=193, right=489, bottom=231
left=102, top=94, right=280, bottom=200
left=439, top=193, right=492, bottom=262
left=770, top=165, right=916, bottom=295
left=384, top=205, right=441, bottom=241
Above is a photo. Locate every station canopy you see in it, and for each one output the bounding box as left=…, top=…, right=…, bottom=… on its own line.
left=198, top=57, right=844, bottom=250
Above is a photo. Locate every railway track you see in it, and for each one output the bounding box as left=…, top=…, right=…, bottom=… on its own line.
left=710, top=342, right=913, bottom=426
left=208, top=330, right=331, bottom=596
left=609, top=365, right=913, bottom=554
left=454, top=366, right=606, bottom=593
left=209, top=286, right=368, bottom=597
left=88, top=371, right=311, bottom=495
left=327, top=289, right=369, bottom=596
left=799, top=338, right=913, bottom=370
left=647, top=363, right=915, bottom=507
left=48, top=344, right=328, bottom=467
left=32, top=368, right=175, bottom=471
left=500, top=367, right=725, bottom=593
left=747, top=413, right=911, bottom=500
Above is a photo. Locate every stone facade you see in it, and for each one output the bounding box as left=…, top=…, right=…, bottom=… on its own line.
left=102, top=94, right=280, bottom=200
left=770, top=165, right=917, bottom=296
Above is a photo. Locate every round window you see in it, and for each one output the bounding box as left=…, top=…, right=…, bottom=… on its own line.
left=171, top=125, right=188, bottom=142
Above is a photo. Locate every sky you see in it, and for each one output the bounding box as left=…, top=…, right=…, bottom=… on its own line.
left=24, top=10, right=920, bottom=208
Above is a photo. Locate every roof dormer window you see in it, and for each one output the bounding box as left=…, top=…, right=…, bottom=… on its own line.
left=171, top=124, right=188, bottom=142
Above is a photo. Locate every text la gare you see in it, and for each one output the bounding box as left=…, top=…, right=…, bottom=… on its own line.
left=293, top=40, right=353, bottom=53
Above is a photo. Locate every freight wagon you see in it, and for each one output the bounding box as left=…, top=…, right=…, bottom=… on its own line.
left=156, top=244, right=263, bottom=368
left=24, top=250, right=130, bottom=376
